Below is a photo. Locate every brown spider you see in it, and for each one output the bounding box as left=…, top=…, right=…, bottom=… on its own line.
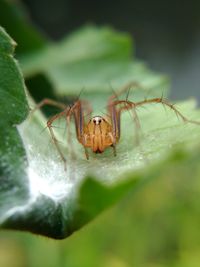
left=34, top=82, right=199, bottom=169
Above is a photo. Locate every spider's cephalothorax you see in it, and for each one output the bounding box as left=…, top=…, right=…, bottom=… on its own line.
left=83, top=116, right=113, bottom=154
left=34, top=82, right=200, bottom=169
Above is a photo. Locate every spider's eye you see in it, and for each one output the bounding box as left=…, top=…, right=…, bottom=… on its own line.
left=93, top=119, right=96, bottom=123
left=99, top=119, right=101, bottom=123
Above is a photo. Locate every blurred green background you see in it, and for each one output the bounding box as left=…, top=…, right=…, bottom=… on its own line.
left=1, top=165, right=200, bottom=267
left=1, top=0, right=200, bottom=266
left=21, top=0, right=200, bottom=102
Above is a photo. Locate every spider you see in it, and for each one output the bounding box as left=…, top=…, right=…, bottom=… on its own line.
left=34, top=82, right=199, bottom=169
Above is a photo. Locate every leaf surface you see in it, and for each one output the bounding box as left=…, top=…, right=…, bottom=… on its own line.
left=0, top=0, right=47, bottom=54
left=1, top=26, right=200, bottom=239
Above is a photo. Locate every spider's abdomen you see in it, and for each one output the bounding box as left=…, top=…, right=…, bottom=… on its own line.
left=83, top=116, right=113, bottom=153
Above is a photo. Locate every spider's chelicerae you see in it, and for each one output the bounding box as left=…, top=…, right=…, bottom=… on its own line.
left=34, top=82, right=200, bottom=169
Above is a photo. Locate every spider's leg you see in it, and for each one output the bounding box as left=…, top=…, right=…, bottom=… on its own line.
left=84, top=147, right=89, bottom=160
left=66, top=100, right=92, bottom=160
left=107, top=104, right=120, bottom=143
left=31, top=98, right=67, bottom=113
left=47, top=110, right=68, bottom=170
left=117, top=101, right=142, bottom=146
left=108, top=100, right=142, bottom=143
left=107, top=132, right=117, bottom=156
left=109, top=81, right=147, bottom=102
left=107, top=82, right=145, bottom=146
left=111, top=144, right=117, bottom=156
left=130, top=106, right=141, bottom=145
left=66, top=115, right=73, bottom=156
left=134, top=97, right=200, bottom=125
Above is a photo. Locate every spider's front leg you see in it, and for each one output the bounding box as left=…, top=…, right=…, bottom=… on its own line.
left=46, top=100, right=90, bottom=170
left=33, top=98, right=92, bottom=169
left=31, top=98, right=67, bottom=114
left=47, top=110, right=69, bottom=170
left=107, top=99, right=138, bottom=156
left=108, top=81, right=147, bottom=151
left=107, top=80, right=163, bottom=141
left=105, top=101, right=142, bottom=160
left=134, top=97, right=200, bottom=125
left=109, top=81, right=147, bottom=102
left=109, top=96, right=200, bottom=145
left=108, top=96, right=200, bottom=148
left=66, top=100, right=92, bottom=160
left=31, top=98, right=70, bottom=170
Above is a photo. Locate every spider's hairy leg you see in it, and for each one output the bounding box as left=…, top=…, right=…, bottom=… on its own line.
left=31, top=98, right=67, bottom=113
left=111, top=144, right=117, bottom=156
left=109, top=81, right=147, bottom=102
left=107, top=132, right=117, bottom=156
left=130, top=105, right=141, bottom=145
left=108, top=100, right=142, bottom=146
left=84, top=147, right=89, bottom=160
left=135, top=97, right=200, bottom=125
left=66, top=100, right=92, bottom=160
left=65, top=113, right=77, bottom=162
left=82, top=133, right=89, bottom=160
left=119, top=101, right=142, bottom=145
left=47, top=110, right=68, bottom=171
left=107, top=81, right=146, bottom=146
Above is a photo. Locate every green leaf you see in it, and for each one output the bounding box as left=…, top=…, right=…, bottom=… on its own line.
left=1, top=25, right=200, bottom=240
left=0, top=26, right=29, bottom=221
left=20, top=26, right=168, bottom=97
left=0, top=0, right=47, bottom=55
left=20, top=26, right=132, bottom=76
